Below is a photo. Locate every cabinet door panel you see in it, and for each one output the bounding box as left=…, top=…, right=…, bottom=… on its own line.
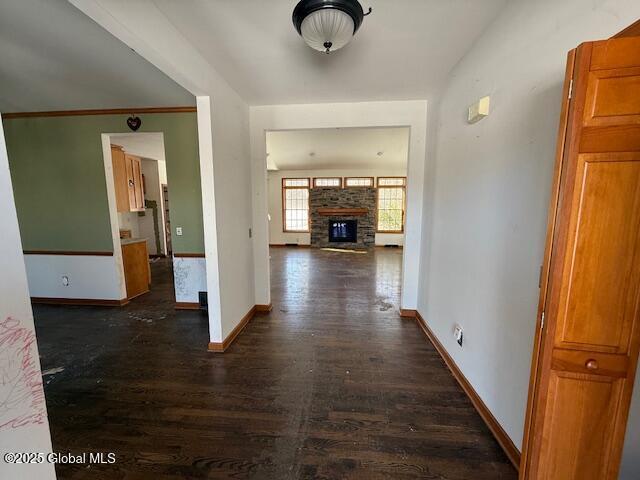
left=583, top=67, right=640, bottom=126
left=556, top=154, right=640, bottom=353
left=124, top=154, right=144, bottom=212
left=125, top=154, right=137, bottom=211
left=110, top=146, right=128, bottom=212
left=122, top=242, right=150, bottom=299
left=537, top=372, right=624, bottom=480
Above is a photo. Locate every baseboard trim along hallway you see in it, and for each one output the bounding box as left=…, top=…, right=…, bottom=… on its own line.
left=31, top=297, right=129, bottom=307
left=175, top=302, right=201, bottom=310
left=269, top=244, right=311, bottom=248
left=412, top=311, right=521, bottom=470
left=255, top=303, right=273, bottom=313
left=208, top=304, right=272, bottom=352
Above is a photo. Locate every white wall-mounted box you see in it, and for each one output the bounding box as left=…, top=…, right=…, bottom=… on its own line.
left=468, top=96, right=490, bottom=123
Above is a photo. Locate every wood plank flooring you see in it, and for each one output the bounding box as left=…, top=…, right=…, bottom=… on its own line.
left=34, top=247, right=517, bottom=479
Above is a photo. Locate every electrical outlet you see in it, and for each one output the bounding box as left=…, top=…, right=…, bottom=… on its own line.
left=454, top=324, right=463, bottom=347
left=61, top=275, right=70, bottom=287
left=176, top=227, right=183, bottom=236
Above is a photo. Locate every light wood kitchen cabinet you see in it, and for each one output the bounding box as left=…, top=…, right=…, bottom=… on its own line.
left=111, top=145, right=145, bottom=212
left=121, top=239, right=150, bottom=300
left=111, top=145, right=128, bottom=212
left=126, top=153, right=145, bottom=212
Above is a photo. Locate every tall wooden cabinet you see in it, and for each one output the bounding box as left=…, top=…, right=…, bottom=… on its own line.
left=111, top=145, right=145, bottom=212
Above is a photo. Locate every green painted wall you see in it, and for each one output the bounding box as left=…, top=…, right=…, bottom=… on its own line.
left=3, top=112, right=204, bottom=253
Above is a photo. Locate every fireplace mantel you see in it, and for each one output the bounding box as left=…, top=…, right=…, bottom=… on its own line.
left=317, top=208, right=368, bottom=216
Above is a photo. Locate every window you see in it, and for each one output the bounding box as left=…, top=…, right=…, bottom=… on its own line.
left=377, top=177, right=406, bottom=232
left=378, top=177, right=406, bottom=186
left=313, top=177, right=342, bottom=188
left=345, top=177, right=374, bottom=187
left=282, top=178, right=310, bottom=232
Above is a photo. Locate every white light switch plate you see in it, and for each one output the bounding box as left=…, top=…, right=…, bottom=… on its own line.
left=454, top=325, right=464, bottom=347
left=176, top=227, right=183, bottom=236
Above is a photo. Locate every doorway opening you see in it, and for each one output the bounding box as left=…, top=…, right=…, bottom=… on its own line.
left=102, top=132, right=171, bottom=302
left=265, top=126, right=409, bottom=312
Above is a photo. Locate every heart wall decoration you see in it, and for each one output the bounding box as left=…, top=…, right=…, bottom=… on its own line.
left=127, top=115, right=142, bottom=131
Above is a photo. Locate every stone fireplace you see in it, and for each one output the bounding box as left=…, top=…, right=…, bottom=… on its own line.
left=310, top=187, right=376, bottom=248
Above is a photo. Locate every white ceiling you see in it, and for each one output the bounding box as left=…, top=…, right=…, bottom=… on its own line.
left=110, top=133, right=166, bottom=163
left=153, top=0, right=508, bottom=105
left=0, top=0, right=508, bottom=111
left=266, top=127, right=409, bottom=171
left=0, top=0, right=194, bottom=112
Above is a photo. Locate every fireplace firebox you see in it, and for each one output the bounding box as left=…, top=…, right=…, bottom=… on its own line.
left=329, top=220, right=357, bottom=243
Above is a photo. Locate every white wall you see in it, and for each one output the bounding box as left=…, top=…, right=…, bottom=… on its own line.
left=0, top=119, right=55, bottom=479
left=24, top=254, right=123, bottom=301
left=204, top=90, right=254, bottom=339
left=417, top=0, right=640, bottom=460
left=173, top=256, right=207, bottom=304
left=195, top=96, right=223, bottom=337
left=117, top=211, right=141, bottom=239
left=268, top=168, right=407, bottom=246
left=251, top=101, right=428, bottom=311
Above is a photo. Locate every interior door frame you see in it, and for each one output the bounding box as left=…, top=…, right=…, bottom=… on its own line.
left=250, top=103, right=429, bottom=312
left=162, top=183, right=172, bottom=255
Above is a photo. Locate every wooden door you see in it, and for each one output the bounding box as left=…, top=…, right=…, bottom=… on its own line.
left=521, top=36, right=640, bottom=479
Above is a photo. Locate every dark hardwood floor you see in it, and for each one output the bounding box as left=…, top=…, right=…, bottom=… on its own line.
left=34, top=247, right=517, bottom=479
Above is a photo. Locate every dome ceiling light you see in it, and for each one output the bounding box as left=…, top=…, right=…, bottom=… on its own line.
left=292, top=0, right=372, bottom=54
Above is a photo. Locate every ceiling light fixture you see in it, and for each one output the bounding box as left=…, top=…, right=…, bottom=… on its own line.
left=292, top=0, right=372, bottom=54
